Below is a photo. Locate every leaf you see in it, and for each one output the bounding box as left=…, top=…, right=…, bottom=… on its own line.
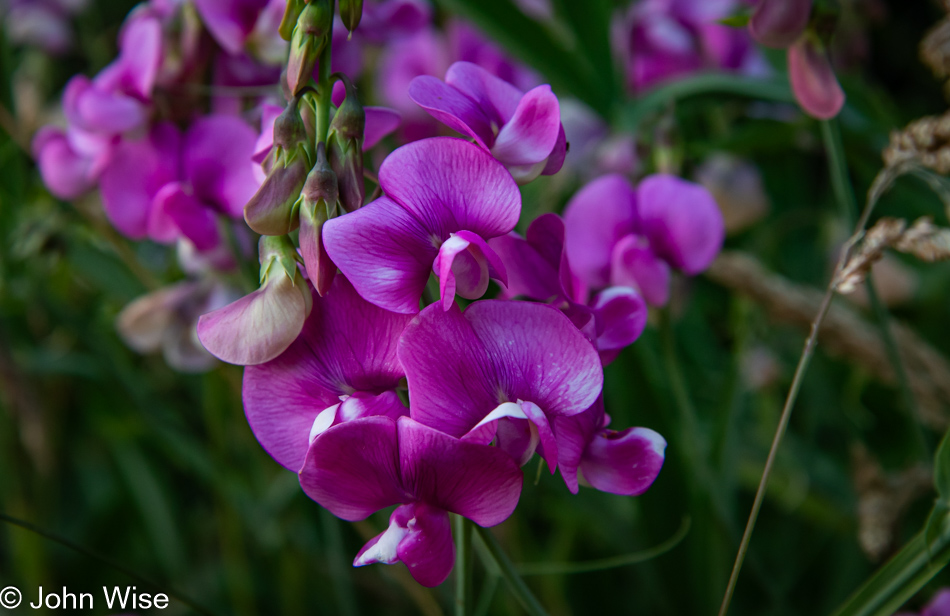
left=934, top=426, right=950, bottom=503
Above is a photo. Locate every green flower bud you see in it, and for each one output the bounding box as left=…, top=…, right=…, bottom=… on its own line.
left=299, top=143, right=340, bottom=295
left=287, top=0, right=332, bottom=95
left=339, top=0, right=363, bottom=36
left=278, top=0, right=307, bottom=41
left=327, top=74, right=365, bottom=212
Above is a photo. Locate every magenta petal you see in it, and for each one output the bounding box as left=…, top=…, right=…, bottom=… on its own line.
left=99, top=124, right=181, bottom=239
left=610, top=236, right=671, bottom=306
left=157, top=184, right=221, bottom=251
left=378, top=137, right=521, bottom=240
left=637, top=174, right=725, bottom=275
left=590, top=287, right=647, bottom=353
left=540, top=124, right=567, bottom=176
left=788, top=37, right=845, bottom=120
left=555, top=401, right=605, bottom=494
left=490, top=85, right=561, bottom=167
left=445, top=61, right=523, bottom=125
left=299, top=416, right=405, bottom=520
left=243, top=276, right=411, bottom=471
left=580, top=427, right=666, bottom=496
left=193, top=0, right=268, bottom=55
left=184, top=115, right=260, bottom=218
left=394, top=504, right=454, bottom=587
left=196, top=273, right=307, bottom=366
left=521, top=400, right=558, bottom=473
left=563, top=175, right=638, bottom=290
left=363, top=106, right=402, bottom=150
left=408, top=76, right=494, bottom=149
left=118, top=14, right=162, bottom=99
left=436, top=234, right=474, bottom=311
left=253, top=103, right=282, bottom=164
left=33, top=127, right=94, bottom=199
left=77, top=86, right=146, bottom=134
left=324, top=196, right=438, bottom=314
left=490, top=232, right=560, bottom=301
left=398, top=417, right=522, bottom=527
left=749, top=0, right=812, bottom=49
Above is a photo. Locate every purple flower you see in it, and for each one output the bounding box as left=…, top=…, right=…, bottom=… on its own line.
left=563, top=174, right=724, bottom=306
left=300, top=415, right=523, bottom=587
left=409, top=61, right=565, bottom=183
left=621, top=0, right=764, bottom=92
left=197, top=236, right=313, bottom=366
left=555, top=397, right=666, bottom=495
left=323, top=137, right=520, bottom=314
left=358, top=0, right=432, bottom=44
left=490, top=213, right=647, bottom=364
left=398, top=300, right=603, bottom=471
left=243, top=276, right=413, bottom=472
left=192, top=0, right=271, bottom=55
left=98, top=115, right=260, bottom=246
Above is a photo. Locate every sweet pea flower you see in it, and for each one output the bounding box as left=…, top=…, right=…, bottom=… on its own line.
left=563, top=174, right=724, bottom=306
left=398, top=300, right=603, bottom=471
left=300, top=416, right=523, bottom=587
left=409, top=61, right=566, bottom=183
left=490, top=213, right=647, bottom=365
left=99, top=115, right=260, bottom=247
left=197, top=236, right=313, bottom=366
left=242, top=276, right=414, bottom=472
left=324, top=137, right=520, bottom=313
left=555, top=397, right=666, bottom=495
left=193, top=0, right=271, bottom=56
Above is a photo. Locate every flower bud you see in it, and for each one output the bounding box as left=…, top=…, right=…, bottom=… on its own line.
left=327, top=74, right=365, bottom=212
left=749, top=0, right=812, bottom=49
left=279, top=0, right=307, bottom=42
left=245, top=99, right=314, bottom=235
left=287, top=0, right=332, bottom=96
left=339, top=0, right=363, bottom=36
left=299, top=143, right=340, bottom=295
left=787, top=34, right=844, bottom=120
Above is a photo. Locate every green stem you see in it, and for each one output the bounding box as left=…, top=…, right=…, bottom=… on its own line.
left=455, top=516, right=473, bottom=616
left=820, top=118, right=927, bottom=457
left=472, top=526, right=549, bottom=616
left=314, top=21, right=334, bottom=146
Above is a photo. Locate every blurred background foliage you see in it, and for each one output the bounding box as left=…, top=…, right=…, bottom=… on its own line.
left=3, top=0, right=950, bottom=615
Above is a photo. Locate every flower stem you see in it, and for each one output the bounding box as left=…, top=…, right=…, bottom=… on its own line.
left=472, top=525, right=549, bottom=616
left=455, top=515, right=473, bottom=616
left=716, top=161, right=913, bottom=616
left=314, top=21, right=334, bottom=146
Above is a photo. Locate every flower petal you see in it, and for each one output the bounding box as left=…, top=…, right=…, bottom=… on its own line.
left=636, top=174, right=724, bottom=275
left=243, top=276, right=411, bottom=470
left=378, top=137, right=521, bottom=240
left=184, top=115, right=261, bottom=218
left=193, top=0, right=269, bottom=55
left=590, top=286, right=647, bottom=354
left=299, top=416, right=405, bottom=520
left=540, top=124, right=567, bottom=176
left=398, top=417, right=522, bottom=527
left=490, top=85, right=561, bottom=167
left=324, top=196, right=438, bottom=314
left=445, top=61, right=523, bottom=125
left=580, top=427, right=666, bottom=496
left=408, top=75, right=494, bottom=149
left=555, top=400, right=605, bottom=494
left=196, top=271, right=307, bottom=366
left=563, top=174, right=638, bottom=290
left=156, top=183, right=221, bottom=252
left=610, top=236, right=671, bottom=306
left=364, top=106, right=402, bottom=150
left=32, top=127, right=95, bottom=199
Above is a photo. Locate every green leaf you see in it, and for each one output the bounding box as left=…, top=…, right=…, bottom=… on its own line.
left=830, top=507, right=950, bottom=616
left=934, top=426, right=950, bottom=502
left=433, top=0, right=614, bottom=115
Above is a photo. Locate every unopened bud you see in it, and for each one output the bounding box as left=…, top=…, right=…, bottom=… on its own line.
left=287, top=0, right=332, bottom=95
left=259, top=234, right=302, bottom=285
left=339, top=0, right=363, bottom=36
left=327, top=74, right=365, bottom=212
left=299, top=143, right=339, bottom=295
left=274, top=98, right=307, bottom=150
left=278, top=0, right=306, bottom=41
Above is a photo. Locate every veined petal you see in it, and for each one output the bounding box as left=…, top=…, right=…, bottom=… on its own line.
left=436, top=234, right=474, bottom=311
left=196, top=270, right=308, bottom=366
left=580, top=427, right=666, bottom=496
left=491, top=85, right=561, bottom=167
left=636, top=174, right=724, bottom=275
left=590, top=286, right=647, bottom=356
left=324, top=196, right=438, bottom=314
left=610, top=236, right=671, bottom=306
left=398, top=417, right=522, bottom=527
left=299, top=416, right=405, bottom=520
left=445, top=61, right=523, bottom=125
left=564, top=174, right=638, bottom=290
left=408, top=76, right=494, bottom=149
left=555, top=399, right=605, bottom=494
left=243, top=276, right=411, bottom=471
left=378, top=137, right=521, bottom=240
